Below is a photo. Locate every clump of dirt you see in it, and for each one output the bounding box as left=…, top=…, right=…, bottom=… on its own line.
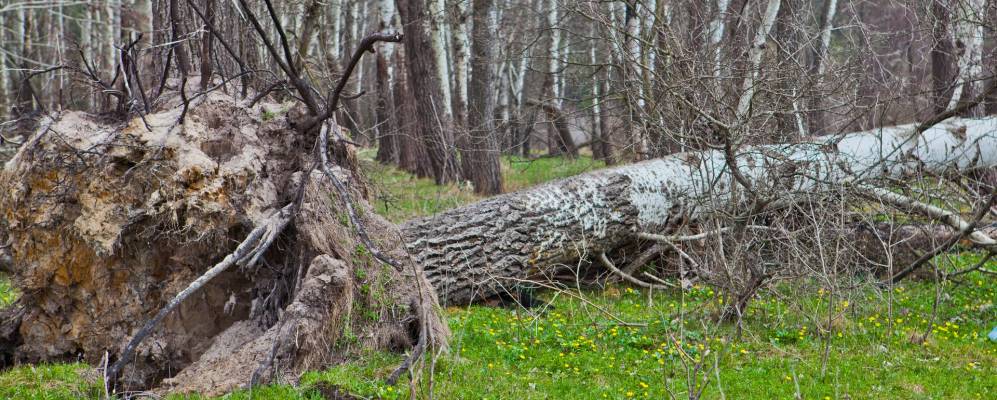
left=0, top=92, right=447, bottom=395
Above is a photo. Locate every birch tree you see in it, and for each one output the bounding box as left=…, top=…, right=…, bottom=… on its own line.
left=405, top=117, right=997, bottom=304
left=734, top=0, right=782, bottom=120
left=946, top=0, right=986, bottom=115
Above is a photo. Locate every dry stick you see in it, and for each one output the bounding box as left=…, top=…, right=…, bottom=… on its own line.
left=946, top=250, right=995, bottom=277
left=106, top=205, right=294, bottom=382
left=888, top=192, right=996, bottom=284
left=300, top=32, right=403, bottom=133
left=855, top=184, right=996, bottom=247
left=638, top=225, right=781, bottom=243
left=620, top=243, right=663, bottom=275
left=598, top=252, right=674, bottom=289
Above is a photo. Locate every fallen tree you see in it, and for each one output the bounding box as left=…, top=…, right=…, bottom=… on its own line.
left=0, top=7, right=451, bottom=392
left=403, top=118, right=997, bottom=305
left=0, top=92, right=447, bottom=395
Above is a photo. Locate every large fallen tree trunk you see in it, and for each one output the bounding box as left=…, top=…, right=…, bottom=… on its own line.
left=403, top=118, right=997, bottom=305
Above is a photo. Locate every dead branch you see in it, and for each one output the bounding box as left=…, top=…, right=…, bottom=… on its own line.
left=107, top=204, right=294, bottom=382
left=888, top=192, right=996, bottom=284
left=855, top=184, right=996, bottom=248
left=598, top=252, right=674, bottom=289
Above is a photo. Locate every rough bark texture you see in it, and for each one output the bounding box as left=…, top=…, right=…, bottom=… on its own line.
left=396, top=0, right=460, bottom=184
left=403, top=118, right=997, bottom=305
left=463, top=0, right=504, bottom=195
left=931, top=0, right=955, bottom=115
left=0, top=93, right=447, bottom=394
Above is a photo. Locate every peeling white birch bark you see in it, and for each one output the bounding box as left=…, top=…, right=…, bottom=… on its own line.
left=404, top=117, right=997, bottom=304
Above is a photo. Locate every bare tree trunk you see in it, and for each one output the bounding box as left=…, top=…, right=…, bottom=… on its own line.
left=590, top=24, right=606, bottom=162
left=463, top=0, right=504, bottom=195
left=375, top=0, right=400, bottom=165
left=931, top=0, right=955, bottom=114
left=450, top=0, right=470, bottom=128
left=0, top=11, right=7, bottom=116
left=397, top=0, right=460, bottom=184
left=200, top=0, right=216, bottom=89
left=394, top=48, right=434, bottom=177
left=709, top=0, right=732, bottom=78
left=169, top=0, right=192, bottom=76
left=106, top=0, right=120, bottom=71
left=808, top=0, right=838, bottom=135
left=429, top=0, right=453, bottom=117
left=734, top=0, right=782, bottom=120
left=947, top=0, right=986, bottom=115
left=404, top=118, right=997, bottom=304
left=542, top=0, right=574, bottom=156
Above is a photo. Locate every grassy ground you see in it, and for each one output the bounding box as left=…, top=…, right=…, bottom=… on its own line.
left=361, top=150, right=605, bottom=222
left=1, top=154, right=995, bottom=399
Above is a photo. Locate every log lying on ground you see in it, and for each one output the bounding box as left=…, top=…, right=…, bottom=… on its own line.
left=403, top=118, right=997, bottom=305
left=0, top=93, right=447, bottom=395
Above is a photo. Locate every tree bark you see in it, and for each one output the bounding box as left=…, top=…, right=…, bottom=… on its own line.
left=947, top=0, right=986, bottom=115
left=403, top=117, right=997, bottom=305
left=463, top=0, right=504, bottom=195
left=199, top=0, right=216, bottom=89
left=375, top=0, right=399, bottom=165
left=393, top=46, right=434, bottom=178
left=931, top=0, right=955, bottom=115
left=807, top=0, right=838, bottom=135
left=396, top=0, right=460, bottom=184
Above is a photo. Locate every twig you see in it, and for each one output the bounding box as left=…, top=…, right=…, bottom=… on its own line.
left=598, top=252, right=674, bottom=289
left=638, top=225, right=780, bottom=243
left=855, top=184, right=996, bottom=247
left=318, top=126, right=402, bottom=271
left=946, top=251, right=995, bottom=277
left=887, top=192, right=996, bottom=284
left=299, top=32, right=403, bottom=133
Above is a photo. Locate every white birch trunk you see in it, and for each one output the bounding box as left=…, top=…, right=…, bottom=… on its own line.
left=451, top=0, right=470, bottom=120
left=642, top=0, right=657, bottom=74
left=546, top=0, right=562, bottom=106
left=947, top=0, right=986, bottom=115
left=735, top=0, right=781, bottom=120
left=405, top=117, right=997, bottom=304
left=513, top=48, right=528, bottom=109
left=379, top=0, right=397, bottom=82
left=498, top=59, right=510, bottom=127
left=709, top=0, right=732, bottom=78
left=430, top=0, right=454, bottom=117
left=355, top=0, right=368, bottom=94
left=105, top=0, right=119, bottom=71
left=330, top=0, right=343, bottom=60
left=625, top=3, right=642, bottom=104
left=590, top=26, right=602, bottom=146
left=814, top=0, right=838, bottom=76
left=607, top=1, right=625, bottom=66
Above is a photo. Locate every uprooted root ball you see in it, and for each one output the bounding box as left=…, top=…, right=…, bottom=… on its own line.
left=0, top=92, right=447, bottom=395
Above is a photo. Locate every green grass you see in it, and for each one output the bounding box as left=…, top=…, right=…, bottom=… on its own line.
left=1, top=154, right=995, bottom=399
left=2, top=272, right=994, bottom=399
left=0, top=363, right=104, bottom=400
left=0, top=274, right=17, bottom=307
left=361, top=149, right=605, bottom=222
left=300, top=271, right=996, bottom=400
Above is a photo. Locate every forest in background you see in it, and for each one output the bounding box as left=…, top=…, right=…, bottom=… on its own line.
left=0, top=0, right=995, bottom=398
